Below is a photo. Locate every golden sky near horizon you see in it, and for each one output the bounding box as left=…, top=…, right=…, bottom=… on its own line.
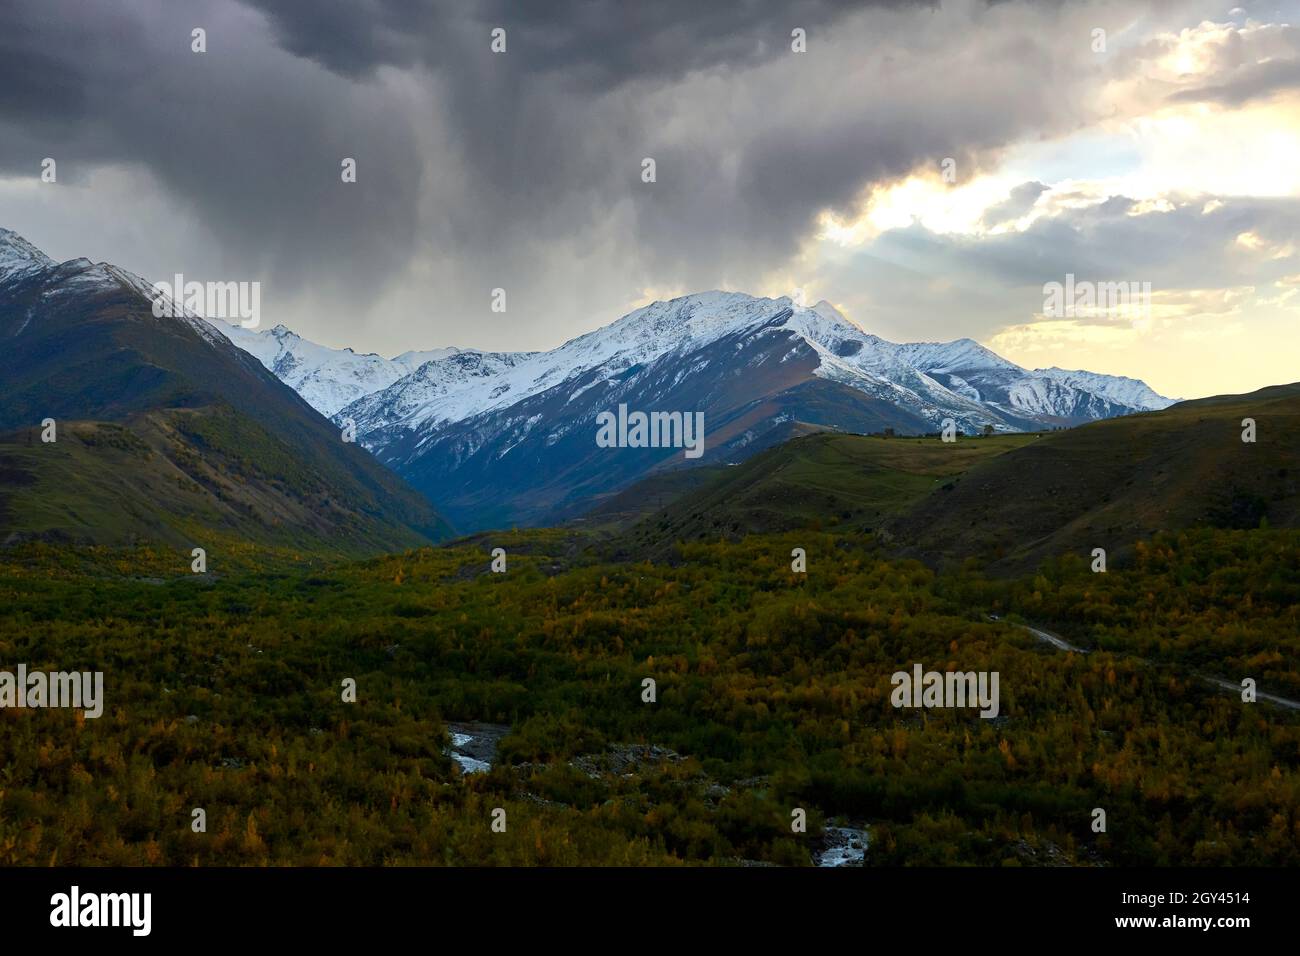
left=768, top=15, right=1300, bottom=400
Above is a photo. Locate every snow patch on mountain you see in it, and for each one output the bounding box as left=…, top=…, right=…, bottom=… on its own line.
left=1033, top=367, right=1177, bottom=410
left=0, top=228, right=55, bottom=283
left=343, top=349, right=539, bottom=446
left=781, top=303, right=1009, bottom=430
left=212, top=322, right=463, bottom=416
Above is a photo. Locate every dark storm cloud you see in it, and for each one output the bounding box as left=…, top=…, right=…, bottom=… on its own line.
left=0, top=13, right=93, bottom=122
left=0, top=0, right=948, bottom=337
left=232, top=0, right=949, bottom=295
left=0, top=0, right=425, bottom=302
left=243, top=0, right=918, bottom=86
left=0, top=0, right=1214, bottom=354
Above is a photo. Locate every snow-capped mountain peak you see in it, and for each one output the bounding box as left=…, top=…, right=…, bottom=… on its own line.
left=0, top=229, right=234, bottom=349
left=0, top=227, right=56, bottom=283
left=893, top=337, right=1024, bottom=375
left=222, top=289, right=1174, bottom=445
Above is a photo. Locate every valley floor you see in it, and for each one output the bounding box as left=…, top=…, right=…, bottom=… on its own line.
left=0, top=526, right=1297, bottom=866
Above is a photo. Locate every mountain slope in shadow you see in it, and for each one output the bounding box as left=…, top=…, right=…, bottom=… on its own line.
left=611, top=430, right=1038, bottom=559
left=0, top=229, right=451, bottom=556
left=885, top=383, right=1300, bottom=572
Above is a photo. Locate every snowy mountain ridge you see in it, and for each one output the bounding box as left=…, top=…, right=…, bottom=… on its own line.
left=212, top=322, right=464, bottom=417
left=196, top=289, right=1177, bottom=438
left=285, top=290, right=1183, bottom=530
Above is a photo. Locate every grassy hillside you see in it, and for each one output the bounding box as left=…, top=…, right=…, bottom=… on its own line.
left=0, top=408, right=440, bottom=559
left=887, top=383, right=1300, bottom=572
left=615, top=431, right=1039, bottom=558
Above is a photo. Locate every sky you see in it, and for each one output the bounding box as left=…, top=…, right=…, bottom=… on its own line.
left=1, top=0, right=1298, bottom=400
